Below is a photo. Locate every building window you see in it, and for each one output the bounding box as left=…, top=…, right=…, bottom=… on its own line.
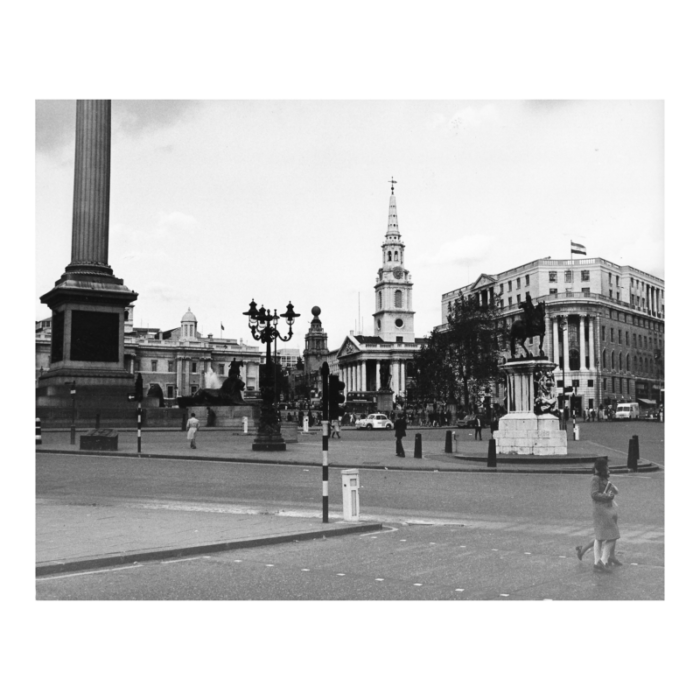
left=167, top=385, right=174, bottom=398
left=549, top=288, right=558, bottom=295
left=379, top=292, right=383, bottom=310
left=387, top=251, right=392, bottom=261
left=190, top=385, right=198, bottom=395
left=626, top=355, right=630, bottom=371
left=626, top=331, right=629, bottom=345
left=618, top=329, right=622, bottom=344
left=508, top=281, right=512, bottom=292
left=616, top=275, right=620, bottom=287
left=508, top=297, right=512, bottom=306
left=151, top=360, right=158, bottom=372
left=620, top=352, right=623, bottom=371
left=644, top=336, right=647, bottom=349
left=611, top=352, right=615, bottom=369
left=581, top=270, right=590, bottom=282
left=601, top=326, right=605, bottom=341
left=517, top=294, right=521, bottom=304
left=582, top=287, right=590, bottom=296
left=516, top=278, right=521, bottom=289
left=218, top=364, right=225, bottom=375
left=633, top=356, right=637, bottom=372
left=525, top=274, right=530, bottom=286
left=394, top=290, right=402, bottom=308
left=603, top=378, right=607, bottom=391
left=587, top=379, right=594, bottom=387
left=609, top=290, right=613, bottom=298
left=191, top=362, right=197, bottom=373
left=565, top=270, right=572, bottom=283
left=549, top=272, right=557, bottom=282
left=168, top=361, right=174, bottom=372
left=602, top=350, right=607, bottom=369
left=396, top=336, right=403, bottom=343
left=499, top=284, right=504, bottom=294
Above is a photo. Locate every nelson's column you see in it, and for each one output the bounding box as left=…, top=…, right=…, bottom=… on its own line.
left=37, top=100, right=138, bottom=417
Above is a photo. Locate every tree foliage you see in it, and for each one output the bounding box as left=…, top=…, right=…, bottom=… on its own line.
left=413, top=291, right=505, bottom=409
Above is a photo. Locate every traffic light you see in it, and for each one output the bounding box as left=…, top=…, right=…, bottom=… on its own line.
left=134, top=373, right=144, bottom=402
left=328, top=374, right=346, bottom=420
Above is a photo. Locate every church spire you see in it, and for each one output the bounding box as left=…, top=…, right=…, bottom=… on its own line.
left=387, top=178, right=400, bottom=236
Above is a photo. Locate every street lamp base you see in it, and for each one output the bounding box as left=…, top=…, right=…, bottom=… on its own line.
left=252, top=436, right=287, bottom=451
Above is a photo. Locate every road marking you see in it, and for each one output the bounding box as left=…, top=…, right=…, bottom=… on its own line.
left=302, top=568, right=310, bottom=572
left=234, top=559, right=242, bottom=563
left=499, top=594, right=509, bottom=597
left=413, top=583, right=422, bottom=587
left=400, top=539, right=407, bottom=542
left=375, top=578, right=384, bottom=582
left=455, top=588, right=464, bottom=592
left=265, top=564, right=274, bottom=567
left=37, top=563, right=143, bottom=581
left=525, top=552, right=532, bottom=555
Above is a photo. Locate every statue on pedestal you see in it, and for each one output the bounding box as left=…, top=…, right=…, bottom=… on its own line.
left=220, top=359, right=246, bottom=405
left=510, top=292, right=546, bottom=358
left=379, top=361, right=392, bottom=390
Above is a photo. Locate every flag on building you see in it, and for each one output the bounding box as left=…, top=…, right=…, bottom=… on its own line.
left=221, top=323, right=225, bottom=330
left=571, top=241, right=586, bottom=256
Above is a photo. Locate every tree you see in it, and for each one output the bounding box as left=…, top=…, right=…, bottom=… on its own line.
left=414, top=291, right=505, bottom=411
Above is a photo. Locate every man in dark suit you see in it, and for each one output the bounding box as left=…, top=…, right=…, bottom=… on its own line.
left=474, top=415, right=483, bottom=440
left=394, top=412, right=407, bottom=457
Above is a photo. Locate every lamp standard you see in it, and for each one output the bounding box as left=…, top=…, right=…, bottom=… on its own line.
left=243, top=300, right=300, bottom=451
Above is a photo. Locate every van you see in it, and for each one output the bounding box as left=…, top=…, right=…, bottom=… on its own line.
left=615, top=402, right=640, bottom=420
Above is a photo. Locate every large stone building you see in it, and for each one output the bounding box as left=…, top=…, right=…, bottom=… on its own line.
left=335, top=183, right=424, bottom=402
left=37, top=306, right=266, bottom=405
left=441, top=256, right=665, bottom=414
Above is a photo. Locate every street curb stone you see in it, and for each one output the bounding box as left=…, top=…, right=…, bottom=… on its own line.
left=36, top=522, right=384, bottom=577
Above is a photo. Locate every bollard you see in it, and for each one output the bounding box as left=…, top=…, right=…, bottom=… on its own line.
left=341, top=469, right=360, bottom=521
left=632, top=434, right=640, bottom=463
left=35, top=417, right=42, bottom=445
left=181, top=411, right=187, bottom=431
left=95, top=413, right=101, bottom=430
left=444, top=429, right=453, bottom=454
left=487, top=438, right=497, bottom=468
left=243, top=416, right=248, bottom=434
left=414, top=432, right=422, bottom=459
left=452, top=430, right=457, bottom=453
left=627, top=438, right=637, bottom=471
left=573, top=425, right=579, bottom=441
left=303, top=416, right=309, bottom=433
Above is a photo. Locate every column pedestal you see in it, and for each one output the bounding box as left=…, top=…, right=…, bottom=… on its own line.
left=494, top=359, right=567, bottom=456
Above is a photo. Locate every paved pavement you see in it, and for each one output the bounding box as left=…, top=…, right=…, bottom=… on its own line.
left=36, top=423, right=656, bottom=472
left=36, top=498, right=380, bottom=577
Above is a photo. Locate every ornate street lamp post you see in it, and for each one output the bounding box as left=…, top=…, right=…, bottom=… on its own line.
left=243, top=300, right=300, bottom=451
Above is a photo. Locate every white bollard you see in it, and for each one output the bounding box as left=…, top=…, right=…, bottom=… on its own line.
left=303, top=416, right=309, bottom=433
left=573, top=425, right=580, bottom=441
left=452, top=430, right=457, bottom=453
left=341, top=469, right=360, bottom=521
left=243, top=416, right=248, bottom=434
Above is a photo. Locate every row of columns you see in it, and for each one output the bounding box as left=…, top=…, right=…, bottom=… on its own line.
left=550, top=314, right=597, bottom=374
left=341, top=359, right=406, bottom=396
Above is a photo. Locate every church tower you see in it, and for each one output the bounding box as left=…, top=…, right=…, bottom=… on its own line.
left=372, top=180, right=415, bottom=343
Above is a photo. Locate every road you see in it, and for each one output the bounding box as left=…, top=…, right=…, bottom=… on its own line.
left=36, top=420, right=664, bottom=600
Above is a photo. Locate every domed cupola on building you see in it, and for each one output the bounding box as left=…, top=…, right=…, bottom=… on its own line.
left=373, top=179, right=415, bottom=343
left=180, top=308, right=197, bottom=339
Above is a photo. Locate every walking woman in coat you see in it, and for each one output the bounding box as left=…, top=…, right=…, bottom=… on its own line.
left=590, top=457, right=622, bottom=573
left=186, top=412, right=200, bottom=449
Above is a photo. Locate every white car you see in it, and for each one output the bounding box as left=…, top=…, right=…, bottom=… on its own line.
left=355, top=413, right=394, bottom=430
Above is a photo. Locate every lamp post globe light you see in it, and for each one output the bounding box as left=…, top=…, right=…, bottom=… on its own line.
left=243, top=300, right=300, bottom=451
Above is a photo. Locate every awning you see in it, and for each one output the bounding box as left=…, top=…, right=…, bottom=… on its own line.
left=637, top=398, right=656, bottom=406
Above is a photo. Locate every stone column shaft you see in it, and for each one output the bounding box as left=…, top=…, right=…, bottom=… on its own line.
left=580, top=315, right=586, bottom=369
left=71, top=100, right=111, bottom=267
left=563, top=316, right=570, bottom=374
left=361, top=360, right=366, bottom=392
left=552, top=317, right=559, bottom=367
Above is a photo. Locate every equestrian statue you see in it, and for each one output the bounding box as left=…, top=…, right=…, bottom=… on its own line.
left=510, top=292, right=546, bottom=358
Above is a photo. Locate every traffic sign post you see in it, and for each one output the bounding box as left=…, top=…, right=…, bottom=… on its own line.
left=321, top=362, right=330, bottom=523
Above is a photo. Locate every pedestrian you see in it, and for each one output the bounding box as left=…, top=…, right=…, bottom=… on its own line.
left=331, top=418, right=342, bottom=439
left=590, top=457, right=622, bottom=573
left=394, top=411, right=407, bottom=457
left=186, top=412, right=200, bottom=449
left=474, top=415, right=482, bottom=440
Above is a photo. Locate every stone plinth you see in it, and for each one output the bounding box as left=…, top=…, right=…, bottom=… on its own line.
left=494, top=358, right=567, bottom=456
left=375, top=390, right=393, bottom=413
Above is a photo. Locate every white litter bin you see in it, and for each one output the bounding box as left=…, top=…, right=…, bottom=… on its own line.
left=303, top=416, right=309, bottom=433
left=341, top=468, right=360, bottom=521
left=573, top=425, right=580, bottom=441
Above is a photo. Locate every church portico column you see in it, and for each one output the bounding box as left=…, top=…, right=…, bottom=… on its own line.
left=392, top=361, right=399, bottom=396
left=376, top=362, right=381, bottom=392
left=361, top=360, right=367, bottom=391
left=579, top=315, right=586, bottom=369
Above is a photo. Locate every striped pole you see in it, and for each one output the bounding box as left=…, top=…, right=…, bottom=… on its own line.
left=137, top=402, right=142, bottom=454
left=321, top=362, right=330, bottom=523
left=36, top=418, right=42, bottom=445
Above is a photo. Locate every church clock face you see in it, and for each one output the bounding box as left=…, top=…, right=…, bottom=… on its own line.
left=392, top=266, right=403, bottom=279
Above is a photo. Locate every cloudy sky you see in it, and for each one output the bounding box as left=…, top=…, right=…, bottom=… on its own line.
left=35, top=100, right=663, bottom=351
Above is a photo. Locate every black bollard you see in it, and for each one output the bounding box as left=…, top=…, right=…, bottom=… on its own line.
left=632, top=434, right=640, bottom=463
left=95, top=413, right=101, bottom=430
left=627, top=438, right=637, bottom=471
left=487, top=438, right=497, bottom=468
left=414, top=433, right=423, bottom=459
left=444, top=429, right=452, bottom=454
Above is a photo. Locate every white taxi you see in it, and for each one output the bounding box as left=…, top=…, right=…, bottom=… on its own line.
left=355, top=413, right=394, bottom=430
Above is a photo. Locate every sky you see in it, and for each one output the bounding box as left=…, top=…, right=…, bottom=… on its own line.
left=35, top=99, right=663, bottom=352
